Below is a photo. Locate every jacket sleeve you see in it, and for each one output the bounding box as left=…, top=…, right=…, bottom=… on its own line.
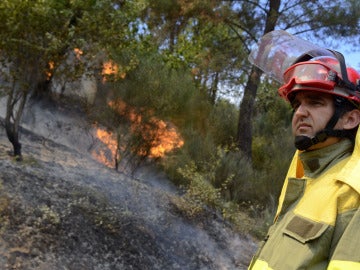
left=328, top=207, right=360, bottom=270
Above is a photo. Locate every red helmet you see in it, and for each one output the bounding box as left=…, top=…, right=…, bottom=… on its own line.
left=278, top=56, right=360, bottom=106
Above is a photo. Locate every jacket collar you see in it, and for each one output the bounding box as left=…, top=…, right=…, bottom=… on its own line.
left=336, top=128, right=360, bottom=194
left=299, top=139, right=353, bottom=179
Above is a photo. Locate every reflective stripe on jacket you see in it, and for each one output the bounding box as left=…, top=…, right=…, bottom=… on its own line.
left=248, top=129, right=360, bottom=270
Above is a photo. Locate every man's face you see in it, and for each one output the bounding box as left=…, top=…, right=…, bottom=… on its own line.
left=291, top=91, right=335, bottom=139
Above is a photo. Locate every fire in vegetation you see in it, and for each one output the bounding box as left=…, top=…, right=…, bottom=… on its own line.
left=73, top=48, right=83, bottom=59
left=92, top=100, right=184, bottom=168
left=46, top=49, right=121, bottom=83
left=45, top=61, right=55, bottom=80
left=45, top=48, right=83, bottom=79
left=101, top=60, right=126, bottom=82
left=93, top=127, right=118, bottom=168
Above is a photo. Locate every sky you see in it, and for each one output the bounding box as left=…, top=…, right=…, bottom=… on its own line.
left=294, top=31, right=360, bottom=71
left=341, top=50, right=360, bottom=70
left=332, top=41, right=360, bottom=70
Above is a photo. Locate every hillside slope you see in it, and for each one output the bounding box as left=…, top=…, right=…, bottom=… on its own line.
left=0, top=101, right=257, bottom=269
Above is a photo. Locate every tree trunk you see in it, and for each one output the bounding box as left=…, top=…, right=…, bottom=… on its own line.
left=236, top=66, right=261, bottom=161
left=236, top=0, right=281, bottom=162
left=209, top=72, right=219, bottom=105
left=5, top=86, right=28, bottom=161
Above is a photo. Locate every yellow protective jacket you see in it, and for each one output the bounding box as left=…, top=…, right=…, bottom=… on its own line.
left=248, top=130, right=360, bottom=270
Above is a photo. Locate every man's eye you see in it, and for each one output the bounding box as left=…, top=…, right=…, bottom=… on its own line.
left=310, top=100, right=323, bottom=106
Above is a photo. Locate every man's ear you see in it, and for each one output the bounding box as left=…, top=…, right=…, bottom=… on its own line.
left=342, top=109, right=360, bottom=130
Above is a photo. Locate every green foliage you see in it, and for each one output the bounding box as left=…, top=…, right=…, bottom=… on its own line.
left=0, top=0, right=145, bottom=158
left=212, top=149, right=256, bottom=202
left=109, top=50, right=209, bottom=125
left=0, top=0, right=144, bottom=96
left=141, top=1, right=248, bottom=102
left=168, top=145, right=279, bottom=236
left=160, top=128, right=216, bottom=186
left=178, top=162, right=222, bottom=211
left=155, top=80, right=294, bottom=237
left=207, top=99, right=238, bottom=145
left=158, top=97, right=237, bottom=186
left=173, top=160, right=257, bottom=234
left=252, top=80, right=295, bottom=198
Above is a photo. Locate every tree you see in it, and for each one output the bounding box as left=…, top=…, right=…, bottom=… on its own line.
left=0, top=0, right=68, bottom=159
left=0, top=0, right=141, bottom=160
left=141, top=1, right=247, bottom=104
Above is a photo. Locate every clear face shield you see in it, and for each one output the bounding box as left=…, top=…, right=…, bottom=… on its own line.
left=248, top=30, right=334, bottom=83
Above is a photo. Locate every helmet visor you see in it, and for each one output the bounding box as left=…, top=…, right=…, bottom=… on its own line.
left=279, top=62, right=336, bottom=100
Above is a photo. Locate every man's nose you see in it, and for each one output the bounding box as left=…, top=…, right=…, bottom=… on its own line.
left=294, top=104, right=309, bottom=117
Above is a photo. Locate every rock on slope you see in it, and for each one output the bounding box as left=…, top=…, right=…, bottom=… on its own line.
left=0, top=101, right=257, bottom=270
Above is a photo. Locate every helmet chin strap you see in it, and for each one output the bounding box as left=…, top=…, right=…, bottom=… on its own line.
left=294, top=132, right=328, bottom=151
left=294, top=97, right=351, bottom=151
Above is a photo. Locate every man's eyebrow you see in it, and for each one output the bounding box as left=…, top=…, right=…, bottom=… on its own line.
left=305, top=94, right=325, bottom=101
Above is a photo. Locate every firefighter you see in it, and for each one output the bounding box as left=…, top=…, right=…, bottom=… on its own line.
left=248, top=31, right=360, bottom=270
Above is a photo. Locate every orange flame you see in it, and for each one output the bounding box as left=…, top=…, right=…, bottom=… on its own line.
left=45, top=48, right=82, bottom=79
left=74, top=48, right=83, bottom=59
left=101, top=60, right=126, bottom=82
left=92, top=100, right=184, bottom=167
left=146, top=120, right=184, bottom=158
left=92, top=127, right=118, bottom=167
left=45, top=61, right=55, bottom=80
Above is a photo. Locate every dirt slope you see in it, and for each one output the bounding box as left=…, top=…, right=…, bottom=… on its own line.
left=0, top=101, right=257, bottom=270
